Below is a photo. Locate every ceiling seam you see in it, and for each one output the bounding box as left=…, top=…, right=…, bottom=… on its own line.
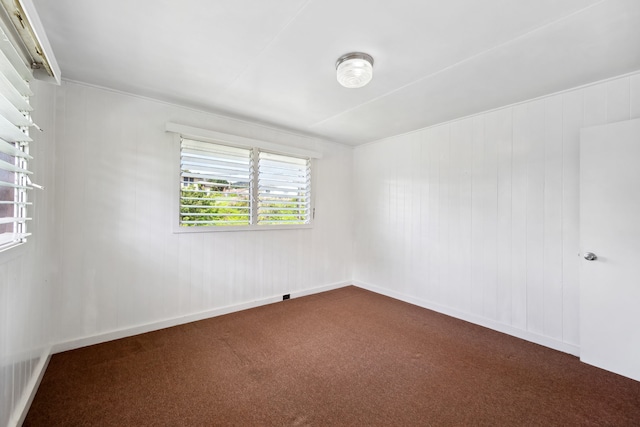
left=309, top=0, right=608, bottom=129
left=218, top=0, right=315, bottom=96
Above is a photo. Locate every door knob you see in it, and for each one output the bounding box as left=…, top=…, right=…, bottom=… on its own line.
left=583, top=252, right=597, bottom=261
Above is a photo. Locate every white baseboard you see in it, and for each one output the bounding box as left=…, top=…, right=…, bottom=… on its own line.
left=10, top=348, right=51, bottom=427
left=52, top=281, right=351, bottom=354
left=353, top=281, right=580, bottom=357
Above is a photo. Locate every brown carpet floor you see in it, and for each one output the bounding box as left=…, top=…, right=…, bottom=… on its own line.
left=25, top=286, right=640, bottom=426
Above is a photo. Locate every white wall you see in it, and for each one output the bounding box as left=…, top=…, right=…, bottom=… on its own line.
left=52, top=81, right=353, bottom=346
left=0, top=80, right=57, bottom=426
left=6, top=68, right=639, bottom=425
left=353, top=72, right=640, bottom=354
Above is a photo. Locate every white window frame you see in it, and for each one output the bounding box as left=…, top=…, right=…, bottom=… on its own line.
left=167, top=123, right=321, bottom=233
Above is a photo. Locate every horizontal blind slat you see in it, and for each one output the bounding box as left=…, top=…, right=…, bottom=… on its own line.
left=0, top=201, right=30, bottom=205
left=259, top=223, right=307, bottom=226
left=0, top=49, right=31, bottom=96
left=181, top=151, right=249, bottom=165
left=258, top=202, right=309, bottom=209
left=0, top=138, right=31, bottom=158
left=0, top=157, right=31, bottom=174
left=258, top=214, right=307, bottom=218
left=0, top=94, right=30, bottom=127
left=258, top=171, right=309, bottom=180
left=0, top=114, right=31, bottom=142
left=0, top=181, right=30, bottom=190
left=259, top=207, right=309, bottom=212
left=181, top=172, right=251, bottom=182
left=260, top=179, right=309, bottom=188
left=181, top=158, right=250, bottom=171
left=180, top=191, right=248, bottom=197
left=181, top=204, right=250, bottom=209
left=259, top=153, right=308, bottom=166
left=0, top=232, right=30, bottom=246
left=0, top=72, right=31, bottom=110
left=259, top=193, right=307, bottom=199
left=179, top=188, right=239, bottom=195
left=181, top=181, right=249, bottom=190
left=180, top=213, right=250, bottom=217
left=0, top=216, right=31, bottom=225
left=180, top=220, right=249, bottom=225
left=180, top=196, right=249, bottom=202
left=181, top=164, right=251, bottom=177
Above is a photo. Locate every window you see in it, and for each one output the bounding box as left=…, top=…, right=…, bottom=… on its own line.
left=179, top=138, right=312, bottom=229
left=0, top=27, right=35, bottom=251
left=180, top=139, right=252, bottom=226
left=257, top=151, right=310, bottom=225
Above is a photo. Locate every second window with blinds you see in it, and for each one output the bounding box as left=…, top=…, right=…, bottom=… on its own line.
left=179, top=138, right=312, bottom=230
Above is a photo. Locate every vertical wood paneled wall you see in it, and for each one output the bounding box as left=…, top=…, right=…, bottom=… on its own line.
left=353, top=72, right=640, bottom=352
left=52, top=82, right=353, bottom=345
left=0, top=81, right=56, bottom=426
left=5, top=71, right=640, bottom=424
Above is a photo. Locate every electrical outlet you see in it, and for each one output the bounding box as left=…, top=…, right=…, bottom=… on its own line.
left=283, top=294, right=290, bottom=300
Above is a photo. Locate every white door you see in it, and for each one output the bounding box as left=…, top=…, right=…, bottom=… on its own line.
left=580, top=117, right=640, bottom=382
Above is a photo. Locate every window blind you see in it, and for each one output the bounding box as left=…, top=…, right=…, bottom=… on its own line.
left=177, top=135, right=313, bottom=230
left=257, top=151, right=310, bottom=225
left=0, top=27, right=34, bottom=250
left=180, top=138, right=252, bottom=226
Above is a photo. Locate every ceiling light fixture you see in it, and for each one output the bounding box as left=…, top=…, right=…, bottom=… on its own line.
left=336, top=52, right=374, bottom=88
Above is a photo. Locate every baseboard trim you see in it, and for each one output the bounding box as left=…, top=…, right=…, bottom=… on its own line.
left=11, top=348, right=51, bottom=427
left=353, top=281, right=580, bottom=357
left=52, top=281, right=351, bottom=354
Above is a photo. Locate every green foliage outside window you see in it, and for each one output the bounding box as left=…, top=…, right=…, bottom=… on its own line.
left=180, top=180, right=250, bottom=226
left=180, top=180, right=308, bottom=226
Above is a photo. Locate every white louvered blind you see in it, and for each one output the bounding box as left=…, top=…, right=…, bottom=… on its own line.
left=179, top=137, right=313, bottom=229
left=0, top=27, right=34, bottom=250
left=180, top=138, right=252, bottom=226
left=257, top=151, right=310, bottom=225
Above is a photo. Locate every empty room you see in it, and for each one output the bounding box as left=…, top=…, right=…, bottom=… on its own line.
left=2, top=0, right=640, bottom=425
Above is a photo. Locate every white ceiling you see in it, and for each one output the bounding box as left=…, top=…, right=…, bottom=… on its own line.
left=32, top=0, right=640, bottom=145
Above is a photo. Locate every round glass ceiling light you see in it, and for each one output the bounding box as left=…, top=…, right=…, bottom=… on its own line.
left=336, top=52, right=374, bottom=88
